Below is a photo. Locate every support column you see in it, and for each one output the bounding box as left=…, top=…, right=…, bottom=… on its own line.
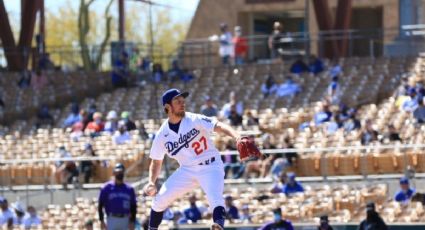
left=334, top=0, right=352, bottom=57
left=118, top=0, right=125, bottom=42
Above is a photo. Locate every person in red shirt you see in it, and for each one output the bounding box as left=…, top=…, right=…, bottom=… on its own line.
left=233, top=26, right=248, bottom=65
left=86, top=112, right=104, bottom=136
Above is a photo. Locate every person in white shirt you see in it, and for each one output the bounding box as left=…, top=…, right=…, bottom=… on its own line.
left=113, top=121, right=132, bottom=145
left=12, top=202, right=25, bottom=226
left=220, top=91, right=243, bottom=118
left=218, top=23, right=234, bottom=65
left=0, top=197, right=14, bottom=228
left=23, top=206, right=42, bottom=229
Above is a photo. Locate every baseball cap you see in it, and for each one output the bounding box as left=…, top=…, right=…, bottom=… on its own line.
left=272, top=207, right=282, bottom=215
left=113, top=163, right=125, bottom=172
left=12, top=202, right=25, bottom=213
left=121, top=111, right=130, bottom=119
left=366, top=202, right=375, bottom=211
left=400, top=177, right=409, bottom=184
left=320, top=215, right=329, bottom=223
left=0, top=196, right=6, bottom=203
left=162, top=89, right=189, bottom=106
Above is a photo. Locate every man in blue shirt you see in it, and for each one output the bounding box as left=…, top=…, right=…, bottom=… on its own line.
left=259, top=207, right=294, bottom=230
left=183, top=194, right=203, bottom=223
left=224, top=195, right=239, bottom=221
left=282, top=172, right=304, bottom=195
left=98, top=163, right=137, bottom=230
left=394, top=177, right=415, bottom=203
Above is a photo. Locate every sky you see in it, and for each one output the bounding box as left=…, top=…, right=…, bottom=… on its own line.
left=4, top=0, right=199, bottom=23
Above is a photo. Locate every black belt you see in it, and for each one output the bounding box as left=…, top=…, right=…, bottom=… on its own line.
left=199, top=157, right=215, bottom=166
left=108, top=213, right=128, bottom=218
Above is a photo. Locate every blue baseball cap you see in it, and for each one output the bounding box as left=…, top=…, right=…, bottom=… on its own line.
left=162, top=89, right=189, bottom=106
left=400, top=177, right=409, bottom=184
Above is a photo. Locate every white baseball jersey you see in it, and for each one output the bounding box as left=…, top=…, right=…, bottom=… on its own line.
left=150, top=112, right=220, bottom=166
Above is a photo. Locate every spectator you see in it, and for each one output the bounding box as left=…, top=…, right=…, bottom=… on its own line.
left=314, top=103, right=332, bottom=126
left=276, top=76, right=301, bottom=97
left=23, top=206, right=41, bottom=229
left=402, top=88, right=419, bottom=112
left=180, top=69, right=194, bottom=83
left=290, top=57, right=309, bottom=74
left=54, top=146, right=79, bottom=190
left=381, top=124, right=402, bottom=143
left=172, top=210, right=187, bottom=225
left=361, top=119, right=379, bottom=145
left=111, top=52, right=129, bottom=88
left=98, top=163, right=137, bottom=230
left=318, top=215, right=334, bottom=230
left=268, top=21, right=285, bottom=60
left=113, top=121, right=132, bottom=145
left=121, top=111, right=137, bottom=131
left=38, top=53, right=55, bottom=70
left=86, top=112, right=104, bottom=135
left=245, top=111, right=259, bottom=126
left=104, top=110, right=119, bottom=133
left=35, top=104, right=54, bottom=129
left=11, top=202, right=25, bottom=226
left=218, top=23, right=233, bottom=65
left=308, top=55, right=325, bottom=75
left=0, top=197, right=14, bottom=228
left=80, top=143, right=97, bottom=184
left=224, top=195, right=239, bottom=221
left=326, top=115, right=340, bottom=135
left=270, top=136, right=296, bottom=179
left=17, top=70, right=31, bottom=88
left=233, top=26, right=248, bottom=65
left=63, top=103, right=82, bottom=128
left=329, top=60, right=342, bottom=78
left=245, top=134, right=277, bottom=178
left=240, top=205, right=252, bottom=224
left=31, top=69, right=48, bottom=91
left=220, top=91, right=243, bottom=118
left=183, top=194, right=205, bottom=223
left=87, top=103, right=97, bottom=122
left=222, top=140, right=245, bottom=179
left=343, top=111, right=361, bottom=133
left=228, top=105, right=243, bottom=126
left=259, top=207, right=294, bottom=230
left=394, top=177, right=416, bottom=203
left=261, top=74, right=278, bottom=98
left=327, top=76, right=341, bottom=105
left=139, top=124, right=150, bottom=140
left=357, top=202, right=388, bottom=230
left=152, top=63, right=164, bottom=83
left=282, top=173, right=304, bottom=195
left=167, top=60, right=183, bottom=82
left=413, top=98, right=425, bottom=123
left=201, top=96, right=218, bottom=117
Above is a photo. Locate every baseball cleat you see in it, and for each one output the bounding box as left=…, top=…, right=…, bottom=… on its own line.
left=210, top=223, right=224, bottom=230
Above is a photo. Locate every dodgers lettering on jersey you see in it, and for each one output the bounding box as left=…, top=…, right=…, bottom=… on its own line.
left=150, top=112, right=219, bottom=166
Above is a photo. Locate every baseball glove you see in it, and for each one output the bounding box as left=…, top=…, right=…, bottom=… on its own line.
left=236, top=137, right=262, bottom=162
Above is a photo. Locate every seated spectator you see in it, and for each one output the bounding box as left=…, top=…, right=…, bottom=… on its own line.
left=220, top=91, right=243, bottom=118
left=120, top=111, right=137, bottom=131
left=54, top=146, right=79, bottom=190
left=361, top=119, right=379, bottom=145
left=270, top=137, right=297, bottom=179
left=104, top=110, right=118, bottom=133
left=357, top=202, right=388, bottom=230
left=17, top=70, right=31, bottom=89
left=167, top=60, right=183, bottom=82
left=327, top=76, right=340, bottom=105
left=282, top=173, right=304, bottom=195
left=270, top=172, right=287, bottom=194
left=228, top=105, right=243, bottom=126
left=180, top=69, right=194, bottom=83
left=111, top=52, right=129, bottom=88
left=63, top=103, right=82, bottom=128
left=224, top=195, right=239, bottom=221
left=318, top=215, right=334, bottom=230
left=80, top=143, right=97, bottom=184
left=328, top=60, right=342, bottom=78
left=183, top=194, right=206, bottom=223
left=31, top=69, right=48, bottom=91
left=308, top=55, right=325, bottom=75
left=38, top=53, right=55, bottom=70
left=326, top=115, right=340, bottom=135
left=314, top=103, right=332, bottom=126
left=201, top=96, right=218, bottom=117
left=0, top=197, right=14, bottom=228
left=85, top=112, right=104, bottom=135
left=261, top=74, right=278, bottom=98
left=402, top=88, right=419, bottom=112
left=70, top=122, right=85, bottom=141
left=413, top=98, right=425, bottom=123
left=394, top=177, right=415, bottom=203
left=381, top=124, right=402, bottom=143
left=276, top=76, right=301, bottom=97
left=11, top=202, right=25, bottom=226
left=290, top=57, right=309, bottom=74
left=35, top=104, right=54, bottom=129
left=239, top=205, right=253, bottom=224
left=172, top=210, right=187, bottom=225
left=222, top=140, right=244, bottom=179
left=343, top=111, right=361, bottom=133
left=139, top=124, right=150, bottom=140
left=244, top=111, right=259, bottom=126
left=152, top=63, right=164, bottom=83
left=259, top=207, right=294, bottom=230
left=337, top=104, right=351, bottom=124
left=113, top=121, right=132, bottom=145
left=245, top=134, right=277, bottom=178
left=23, top=206, right=41, bottom=229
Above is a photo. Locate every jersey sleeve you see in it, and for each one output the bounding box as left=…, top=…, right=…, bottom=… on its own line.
left=150, top=133, right=166, bottom=160
left=194, top=113, right=218, bottom=133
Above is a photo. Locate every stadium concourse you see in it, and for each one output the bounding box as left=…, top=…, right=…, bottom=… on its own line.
left=1, top=56, right=425, bottom=229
